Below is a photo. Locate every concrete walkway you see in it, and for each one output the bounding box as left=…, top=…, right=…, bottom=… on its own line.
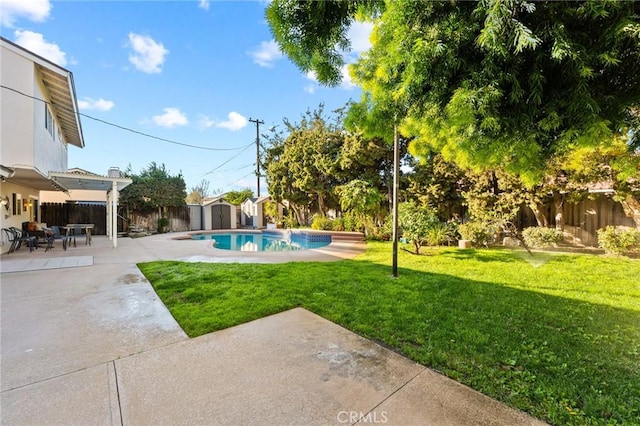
left=0, top=234, right=546, bottom=425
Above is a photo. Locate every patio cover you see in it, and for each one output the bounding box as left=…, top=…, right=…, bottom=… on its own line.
left=48, top=169, right=132, bottom=248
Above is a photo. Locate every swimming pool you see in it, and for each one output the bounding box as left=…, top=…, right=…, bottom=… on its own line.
left=191, top=231, right=332, bottom=252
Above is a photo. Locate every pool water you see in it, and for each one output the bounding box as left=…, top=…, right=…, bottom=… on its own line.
left=191, top=232, right=331, bottom=252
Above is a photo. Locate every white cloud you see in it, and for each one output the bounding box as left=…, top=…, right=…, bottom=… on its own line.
left=197, top=115, right=215, bottom=129
left=216, top=112, right=248, bottom=131
left=152, top=107, right=188, bottom=128
left=14, top=30, right=67, bottom=66
left=249, top=40, right=282, bottom=68
left=346, top=21, right=373, bottom=54
left=77, top=97, right=115, bottom=111
left=339, top=64, right=356, bottom=90
left=198, top=0, right=210, bottom=11
left=127, top=33, right=169, bottom=74
left=0, top=0, right=51, bottom=27
left=304, top=84, right=316, bottom=94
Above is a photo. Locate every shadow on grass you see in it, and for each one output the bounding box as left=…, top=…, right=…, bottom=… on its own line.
left=139, top=258, right=640, bottom=425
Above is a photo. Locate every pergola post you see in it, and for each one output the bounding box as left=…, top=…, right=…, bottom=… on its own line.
left=111, top=180, right=118, bottom=248
left=106, top=190, right=113, bottom=241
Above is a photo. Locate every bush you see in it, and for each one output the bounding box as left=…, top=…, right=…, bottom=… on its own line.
left=597, top=226, right=640, bottom=255
left=457, top=221, right=495, bottom=247
left=332, top=217, right=345, bottom=231
left=311, top=215, right=333, bottom=231
left=427, top=222, right=458, bottom=246
left=522, top=227, right=563, bottom=248
left=342, top=211, right=362, bottom=232
left=157, top=217, right=169, bottom=233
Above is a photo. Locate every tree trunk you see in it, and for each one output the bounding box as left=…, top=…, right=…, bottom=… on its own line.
left=529, top=202, right=549, bottom=227
left=317, top=193, right=326, bottom=216
left=290, top=204, right=305, bottom=227
left=621, top=195, right=640, bottom=229
left=553, top=191, right=564, bottom=231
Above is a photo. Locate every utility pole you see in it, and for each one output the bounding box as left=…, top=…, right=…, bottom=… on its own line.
left=249, top=118, right=264, bottom=197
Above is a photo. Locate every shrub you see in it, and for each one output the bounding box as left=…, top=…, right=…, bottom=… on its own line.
left=342, top=211, right=363, bottom=232
left=311, top=215, right=333, bottom=231
left=427, top=222, right=458, bottom=246
left=457, top=221, right=495, bottom=247
left=398, top=202, right=440, bottom=254
left=597, top=226, right=640, bottom=255
left=332, top=217, right=345, bottom=231
left=367, top=216, right=393, bottom=241
left=522, top=227, right=563, bottom=248
left=157, top=217, right=169, bottom=233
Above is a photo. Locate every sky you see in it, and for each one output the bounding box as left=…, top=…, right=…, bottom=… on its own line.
left=1, top=0, right=371, bottom=196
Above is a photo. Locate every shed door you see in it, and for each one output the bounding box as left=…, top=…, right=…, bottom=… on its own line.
left=211, top=205, right=231, bottom=229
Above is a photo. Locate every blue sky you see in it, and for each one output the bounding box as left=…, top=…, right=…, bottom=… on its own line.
left=1, top=0, right=371, bottom=195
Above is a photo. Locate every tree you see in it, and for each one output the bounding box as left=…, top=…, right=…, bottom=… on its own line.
left=225, top=189, right=254, bottom=205
left=403, top=153, right=467, bottom=221
left=186, top=179, right=212, bottom=204
left=398, top=201, right=439, bottom=254
left=267, top=0, right=640, bottom=184
left=120, top=162, right=187, bottom=219
left=335, top=179, right=385, bottom=232
left=263, top=105, right=347, bottom=223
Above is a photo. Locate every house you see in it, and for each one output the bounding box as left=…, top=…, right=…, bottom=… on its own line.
left=0, top=37, right=130, bottom=253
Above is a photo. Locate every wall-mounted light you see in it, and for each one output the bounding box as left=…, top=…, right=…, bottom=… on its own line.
left=0, top=195, right=9, bottom=210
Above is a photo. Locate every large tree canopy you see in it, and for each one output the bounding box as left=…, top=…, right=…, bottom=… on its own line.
left=267, top=0, right=640, bottom=184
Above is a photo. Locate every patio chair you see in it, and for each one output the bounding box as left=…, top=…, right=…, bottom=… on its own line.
left=2, top=228, right=18, bottom=254
left=42, top=226, right=70, bottom=252
left=9, top=227, right=36, bottom=252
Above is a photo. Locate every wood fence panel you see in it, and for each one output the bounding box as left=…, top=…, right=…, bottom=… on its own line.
left=517, top=195, right=635, bottom=247
left=127, top=206, right=191, bottom=232
left=42, top=204, right=191, bottom=235
left=41, top=203, right=107, bottom=235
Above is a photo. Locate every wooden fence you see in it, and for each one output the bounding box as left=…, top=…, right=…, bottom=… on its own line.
left=515, top=195, right=636, bottom=247
left=41, top=203, right=107, bottom=235
left=41, top=204, right=191, bottom=235
left=125, top=206, right=191, bottom=232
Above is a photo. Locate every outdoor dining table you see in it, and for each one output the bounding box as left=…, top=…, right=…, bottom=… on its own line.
left=63, top=224, right=94, bottom=246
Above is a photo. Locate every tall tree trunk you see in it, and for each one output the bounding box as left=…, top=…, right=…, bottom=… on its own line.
left=621, top=195, right=640, bottom=229
left=553, top=191, right=565, bottom=231
left=290, top=204, right=304, bottom=227
left=317, top=193, right=326, bottom=216
left=529, top=202, right=549, bottom=227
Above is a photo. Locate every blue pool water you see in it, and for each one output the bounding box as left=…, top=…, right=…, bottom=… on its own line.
left=191, top=231, right=331, bottom=252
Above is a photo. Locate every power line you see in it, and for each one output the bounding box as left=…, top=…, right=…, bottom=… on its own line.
left=1, top=84, right=250, bottom=152
left=201, top=142, right=254, bottom=177
left=220, top=171, right=255, bottom=189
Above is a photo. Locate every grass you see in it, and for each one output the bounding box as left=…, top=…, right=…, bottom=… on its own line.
left=138, top=242, right=640, bottom=425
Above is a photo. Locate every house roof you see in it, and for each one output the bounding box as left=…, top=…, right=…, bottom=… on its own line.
left=1, top=36, right=85, bottom=148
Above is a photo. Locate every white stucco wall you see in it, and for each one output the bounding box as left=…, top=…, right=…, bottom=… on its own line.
left=1, top=47, right=35, bottom=167
left=0, top=181, right=40, bottom=254
left=1, top=44, right=67, bottom=174
left=33, top=72, right=67, bottom=174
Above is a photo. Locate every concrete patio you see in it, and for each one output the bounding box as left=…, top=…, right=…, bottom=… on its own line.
left=0, top=234, right=546, bottom=425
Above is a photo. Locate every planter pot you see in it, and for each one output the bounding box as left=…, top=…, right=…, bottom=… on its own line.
left=458, top=239, right=472, bottom=249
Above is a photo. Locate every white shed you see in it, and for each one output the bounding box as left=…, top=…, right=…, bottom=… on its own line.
left=240, top=196, right=273, bottom=228
left=202, top=196, right=237, bottom=230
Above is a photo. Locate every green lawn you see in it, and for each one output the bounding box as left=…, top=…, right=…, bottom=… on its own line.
left=138, top=242, right=640, bottom=425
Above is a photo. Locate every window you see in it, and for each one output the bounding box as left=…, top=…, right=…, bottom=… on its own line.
left=45, top=104, right=53, bottom=136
